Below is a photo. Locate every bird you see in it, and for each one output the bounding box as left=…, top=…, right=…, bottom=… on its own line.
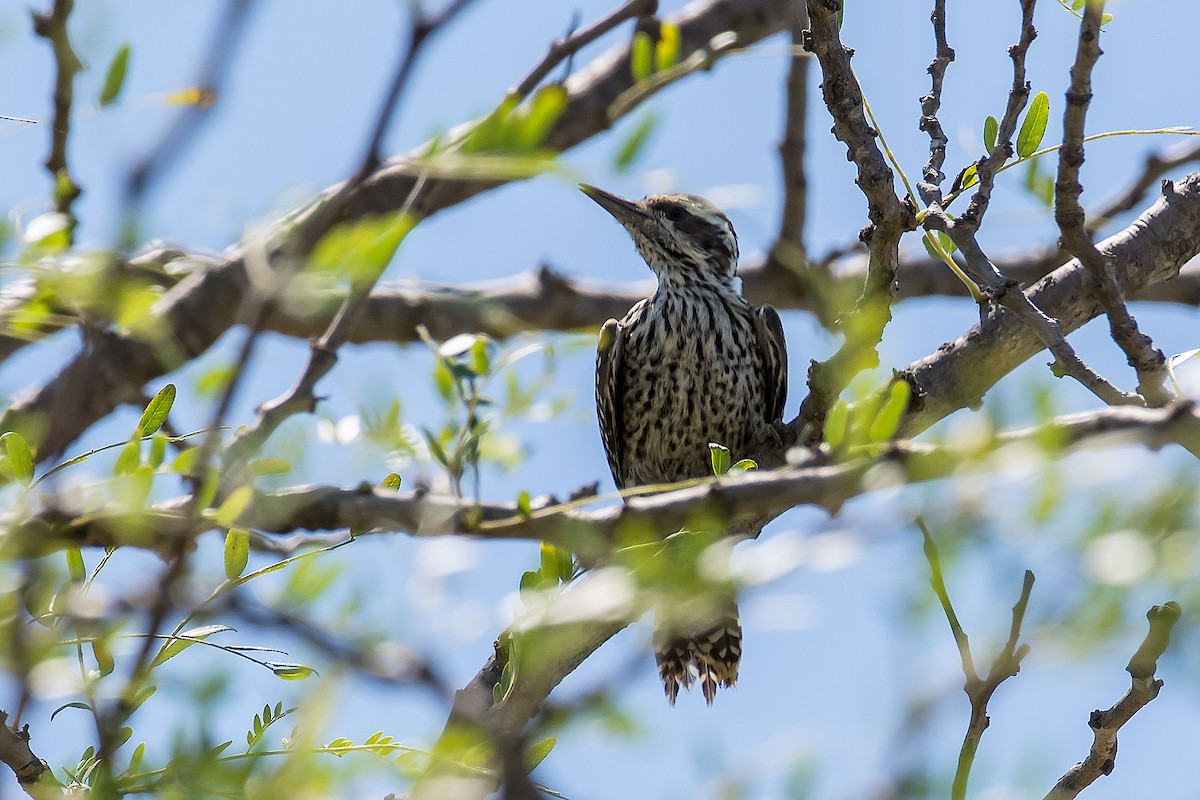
left=581, top=183, right=788, bottom=704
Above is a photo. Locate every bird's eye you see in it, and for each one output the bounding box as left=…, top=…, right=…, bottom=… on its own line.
left=665, top=205, right=685, bottom=222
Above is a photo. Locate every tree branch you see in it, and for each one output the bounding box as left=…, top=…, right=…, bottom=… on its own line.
left=31, top=0, right=83, bottom=230
left=797, top=0, right=915, bottom=442
left=1043, top=602, right=1181, bottom=800
left=903, top=173, right=1200, bottom=435
left=12, top=402, right=1200, bottom=561
left=1054, top=0, right=1169, bottom=405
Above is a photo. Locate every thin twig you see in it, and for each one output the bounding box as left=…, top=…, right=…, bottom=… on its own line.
left=920, top=518, right=1034, bottom=800
left=511, top=0, right=656, bottom=100
left=917, top=0, right=954, bottom=200
left=773, top=2, right=810, bottom=266
left=1054, top=0, right=1170, bottom=405
left=31, top=0, right=83, bottom=232
left=1043, top=602, right=1181, bottom=800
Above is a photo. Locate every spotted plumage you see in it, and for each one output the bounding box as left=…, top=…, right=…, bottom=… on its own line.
left=582, top=184, right=788, bottom=705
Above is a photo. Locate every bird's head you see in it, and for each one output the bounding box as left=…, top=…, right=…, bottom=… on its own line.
left=580, top=184, right=740, bottom=289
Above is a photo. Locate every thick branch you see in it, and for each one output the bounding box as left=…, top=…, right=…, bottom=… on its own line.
left=12, top=403, right=1200, bottom=561
left=903, top=174, right=1200, bottom=434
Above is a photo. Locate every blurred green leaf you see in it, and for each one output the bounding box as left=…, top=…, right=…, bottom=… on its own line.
left=381, top=472, right=402, bottom=490
left=525, top=737, right=557, bottom=772
left=215, top=486, right=253, bottom=528
left=869, top=381, right=912, bottom=442
left=2, top=431, right=34, bottom=486
left=66, top=548, right=86, bottom=582
left=224, top=528, right=250, bottom=580
left=92, top=638, right=115, bottom=677
left=825, top=401, right=849, bottom=448
left=269, top=662, right=316, bottom=681
left=114, top=439, right=141, bottom=476
left=614, top=112, right=659, bottom=173
left=514, top=84, right=567, bottom=149
left=631, top=31, right=653, bottom=81
left=310, top=213, right=417, bottom=288
left=517, top=490, right=532, bottom=518
left=148, top=434, right=167, bottom=469
left=1016, top=91, right=1050, bottom=158
left=248, top=458, right=291, bottom=476
left=730, top=458, right=757, bottom=472
left=137, top=384, right=176, bottom=436
left=1024, top=158, right=1055, bottom=207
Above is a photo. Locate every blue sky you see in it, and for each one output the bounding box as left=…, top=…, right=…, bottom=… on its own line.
left=3, top=1, right=1200, bottom=798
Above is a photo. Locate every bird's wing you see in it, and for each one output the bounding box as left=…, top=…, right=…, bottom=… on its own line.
left=596, top=316, right=628, bottom=489
left=753, top=304, right=788, bottom=422
left=596, top=300, right=648, bottom=489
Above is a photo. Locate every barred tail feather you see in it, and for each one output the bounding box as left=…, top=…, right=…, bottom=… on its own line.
left=653, top=605, right=742, bottom=705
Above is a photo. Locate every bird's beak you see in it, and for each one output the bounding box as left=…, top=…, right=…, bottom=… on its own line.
left=579, top=184, right=648, bottom=228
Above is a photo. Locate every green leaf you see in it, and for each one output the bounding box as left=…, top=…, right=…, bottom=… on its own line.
left=129, top=684, right=156, bottom=713
left=613, top=112, right=659, bottom=173
left=655, top=22, right=681, bottom=70
left=310, top=213, right=417, bottom=288
left=1016, top=91, right=1050, bottom=158
left=151, top=625, right=233, bottom=668
left=126, top=742, right=146, bottom=776
left=269, top=662, right=317, bottom=681
left=921, top=232, right=941, bottom=261
left=433, top=360, right=456, bottom=401
left=519, top=570, right=543, bottom=596
left=114, top=439, right=141, bottom=475
left=461, top=94, right=520, bottom=154
left=516, top=491, right=532, bottom=518
left=247, top=458, right=291, bottom=476
left=215, top=486, right=253, bottom=528
left=224, top=529, right=250, bottom=580
left=514, top=84, right=567, bottom=149
left=147, top=434, right=167, bottom=469
left=66, top=548, right=86, bottom=582
left=2, top=431, right=34, bottom=486
left=137, top=384, right=176, bottom=436
left=539, top=542, right=560, bottom=580
left=1100, top=12, right=1113, bottom=24
left=631, top=31, right=653, bottom=82
left=824, top=401, right=850, bottom=448
left=983, top=115, right=999, bottom=154
left=730, top=458, right=758, bottom=472
left=381, top=472, right=402, bottom=490
left=1024, top=159, right=1055, bottom=208
left=709, top=443, right=731, bottom=476
left=524, top=737, right=557, bottom=772
left=868, top=381, right=912, bottom=442
left=171, top=446, right=200, bottom=475
left=937, top=231, right=957, bottom=257
left=92, top=639, right=115, bottom=676
left=50, top=702, right=92, bottom=721
left=470, top=336, right=493, bottom=376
